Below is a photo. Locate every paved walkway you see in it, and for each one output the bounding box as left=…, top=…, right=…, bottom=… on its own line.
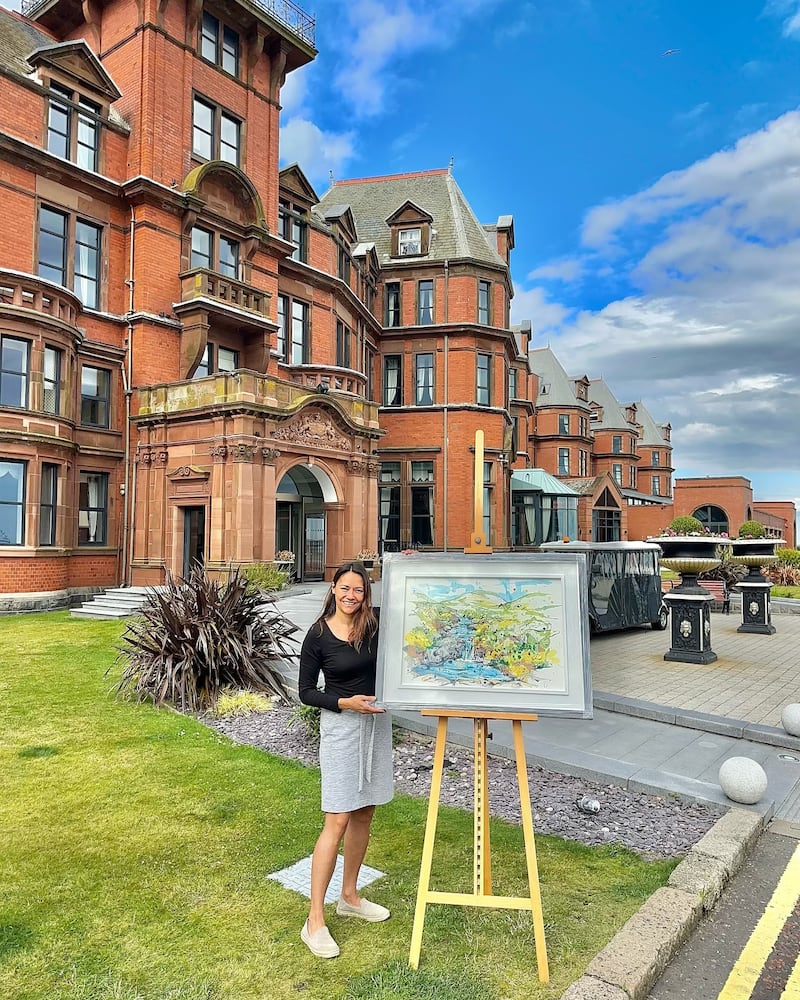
left=273, top=583, right=800, bottom=824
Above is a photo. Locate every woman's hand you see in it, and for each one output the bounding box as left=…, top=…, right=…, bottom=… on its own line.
left=339, top=695, right=385, bottom=714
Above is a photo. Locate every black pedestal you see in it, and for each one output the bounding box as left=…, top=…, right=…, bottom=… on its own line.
left=662, top=589, right=717, bottom=663
left=737, top=578, right=776, bottom=635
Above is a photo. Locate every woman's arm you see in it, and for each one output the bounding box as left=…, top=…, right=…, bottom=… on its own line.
left=298, top=629, right=342, bottom=713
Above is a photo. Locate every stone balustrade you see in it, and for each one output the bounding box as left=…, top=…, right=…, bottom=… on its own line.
left=179, top=268, right=271, bottom=321
left=0, top=270, right=82, bottom=327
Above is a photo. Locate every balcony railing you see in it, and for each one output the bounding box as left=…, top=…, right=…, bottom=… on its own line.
left=250, top=0, right=315, bottom=46
left=21, top=0, right=315, bottom=47
left=282, top=363, right=367, bottom=397
left=0, top=270, right=82, bottom=326
left=178, top=269, right=271, bottom=322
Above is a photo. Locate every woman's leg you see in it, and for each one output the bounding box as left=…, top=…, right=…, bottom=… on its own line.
left=308, top=811, right=350, bottom=933
left=340, top=805, right=376, bottom=905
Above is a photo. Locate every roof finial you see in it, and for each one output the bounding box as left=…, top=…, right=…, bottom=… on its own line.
left=329, top=169, right=335, bottom=185
left=448, top=156, right=454, bottom=173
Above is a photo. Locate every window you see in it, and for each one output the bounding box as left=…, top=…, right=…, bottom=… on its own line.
left=414, top=352, right=434, bottom=405
left=379, top=462, right=401, bottom=550
left=276, top=295, right=309, bottom=364
left=385, top=282, right=401, bottom=327
left=40, top=463, right=58, bottom=546
left=337, top=243, right=351, bottom=284
left=190, top=226, right=239, bottom=277
left=612, top=463, right=623, bottom=485
left=38, top=206, right=102, bottom=309
left=0, top=336, right=29, bottom=408
left=217, top=346, right=238, bottom=372
left=81, top=366, right=110, bottom=427
left=612, top=434, right=622, bottom=453
left=579, top=416, right=588, bottom=437
left=508, top=366, right=517, bottom=403
left=383, top=355, right=402, bottom=406
left=336, top=320, right=351, bottom=368
left=0, top=460, right=25, bottom=545
left=398, top=228, right=421, bottom=255
left=651, top=475, right=660, bottom=497
left=651, top=450, right=660, bottom=466
left=411, top=460, right=434, bottom=546
left=559, top=413, right=570, bottom=435
left=476, top=353, right=491, bottom=406
left=579, top=449, right=588, bottom=476
left=418, top=280, right=434, bottom=325
left=192, top=96, right=240, bottom=165
left=200, top=12, right=239, bottom=75
left=478, top=280, right=491, bottom=324
left=43, top=346, right=61, bottom=414
left=483, top=461, right=492, bottom=544
left=194, top=343, right=211, bottom=378
left=558, top=448, right=570, bottom=475
left=47, top=83, right=100, bottom=171
left=693, top=505, right=729, bottom=534
left=78, top=471, right=108, bottom=545
left=365, top=347, right=375, bottom=400
left=629, top=466, right=636, bottom=488
left=278, top=200, right=308, bottom=262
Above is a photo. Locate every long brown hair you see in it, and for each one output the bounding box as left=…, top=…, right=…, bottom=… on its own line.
left=315, top=561, right=377, bottom=651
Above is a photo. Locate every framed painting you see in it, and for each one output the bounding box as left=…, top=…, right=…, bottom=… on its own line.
left=376, top=551, right=592, bottom=717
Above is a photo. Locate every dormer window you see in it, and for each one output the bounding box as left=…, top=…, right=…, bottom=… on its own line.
left=399, top=228, right=421, bottom=256
left=47, top=83, right=100, bottom=171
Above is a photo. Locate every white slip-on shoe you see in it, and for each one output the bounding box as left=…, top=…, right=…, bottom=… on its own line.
left=336, top=897, right=391, bottom=922
left=301, top=919, right=340, bottom=958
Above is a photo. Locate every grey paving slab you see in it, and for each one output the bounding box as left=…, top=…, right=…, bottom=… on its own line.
left=268, top=853, right=386, bottom=904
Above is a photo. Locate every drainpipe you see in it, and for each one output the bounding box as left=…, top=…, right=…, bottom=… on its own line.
left=442, top=259, right=449, bottom=551
left=122, top=206, right=136, bottom=585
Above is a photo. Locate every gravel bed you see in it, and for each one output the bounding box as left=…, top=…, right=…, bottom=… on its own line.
left=207, top=703, right=723, bottom=861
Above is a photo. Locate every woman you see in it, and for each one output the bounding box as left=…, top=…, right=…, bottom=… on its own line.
left=298, top=561, right=393, bottom=959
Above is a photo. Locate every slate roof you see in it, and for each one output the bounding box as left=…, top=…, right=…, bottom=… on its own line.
left=561, top=475, right=608, bottom=497
left=587, top=378, right=633, bottom=430
left=528, top=347, right=591, bottom=409
left=316, top=169, right=507, bottom=268
left=632, top=401, right=670, bottom=448
left=0, top=8, right=56, bottom=75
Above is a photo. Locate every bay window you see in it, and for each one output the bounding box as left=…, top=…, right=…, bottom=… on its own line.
left=0, top=336, right=29, bottom=408
left=0, top=459, right=25, bottom=545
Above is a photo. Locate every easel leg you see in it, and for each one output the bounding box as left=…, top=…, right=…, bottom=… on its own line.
left=512, top=719, right=550, bottom=983
left=409, top=716, right=448, bottom=969
left=474, top=718, right=492, bottom=895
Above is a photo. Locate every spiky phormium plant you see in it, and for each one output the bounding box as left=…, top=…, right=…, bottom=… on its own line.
left=113, top=567, right=297, bottom=712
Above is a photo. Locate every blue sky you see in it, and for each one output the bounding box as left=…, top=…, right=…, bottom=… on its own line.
left=278, top=0, right=800, bottom=518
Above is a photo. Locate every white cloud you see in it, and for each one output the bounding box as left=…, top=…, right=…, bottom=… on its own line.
left=765, top=0, right=800, bottom=36
left=528, top=258, right=583, bottom=282
left=279, top=118, right=355, bottom=186
left=515, top=109, right=800, bottom=489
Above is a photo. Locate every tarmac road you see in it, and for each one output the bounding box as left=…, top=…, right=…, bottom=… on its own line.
left=649, top=828, right=800, bottom=999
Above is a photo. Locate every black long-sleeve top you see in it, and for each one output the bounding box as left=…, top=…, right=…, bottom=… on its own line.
left=298, top=616, right=380, bottom=713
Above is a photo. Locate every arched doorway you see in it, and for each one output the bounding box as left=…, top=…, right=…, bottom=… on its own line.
left=692, top=505, right=729, bottom=535
left=276, top=464, right=337, bottom=581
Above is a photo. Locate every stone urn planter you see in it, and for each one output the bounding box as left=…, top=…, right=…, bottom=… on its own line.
left=730, top=538, right=783, bottom=635
left=647, top=535, right=732, bottom=664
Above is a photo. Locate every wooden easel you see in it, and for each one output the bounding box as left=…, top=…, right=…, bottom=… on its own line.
left=407, top=430, right=550, bottom=981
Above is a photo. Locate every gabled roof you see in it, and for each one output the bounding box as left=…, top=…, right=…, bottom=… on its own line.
left=528, top=347, right=590, bottom=409
left=385, top=200, right=432, bottom=225
left=279, top=163, right=319, bottom=205
left=587, top=378, right=634, bottom=430
left=316, top=169, right=507, bottom=268
left=631, top=401, right=671, bottom=448
left=28, top=39, right=122, bottom=100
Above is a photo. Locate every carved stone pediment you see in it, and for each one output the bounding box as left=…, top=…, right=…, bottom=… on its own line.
left=167, top=465, right=210, bottom=481
left=271, top=407, right=352, bottom=452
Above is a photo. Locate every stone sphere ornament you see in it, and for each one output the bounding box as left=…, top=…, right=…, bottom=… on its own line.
left=781, top=704, right=800, bottom=738
left=718, top=757, right=768, bottom=804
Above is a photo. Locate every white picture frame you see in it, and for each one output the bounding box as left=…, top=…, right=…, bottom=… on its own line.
left=376, top=551, right=592, bottom=717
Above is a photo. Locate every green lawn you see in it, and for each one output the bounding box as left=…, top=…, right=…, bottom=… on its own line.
left=0, top=613, right=676, bottom=1000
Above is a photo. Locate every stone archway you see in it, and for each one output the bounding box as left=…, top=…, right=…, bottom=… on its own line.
left=276, top=463, right=338, bottom=580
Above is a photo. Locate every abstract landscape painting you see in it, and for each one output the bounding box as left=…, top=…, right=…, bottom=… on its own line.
left=377, top=552, right=592, bottom=717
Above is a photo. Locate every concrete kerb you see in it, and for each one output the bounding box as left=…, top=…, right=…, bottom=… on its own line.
left=560, top=809, right=766, bottom=1000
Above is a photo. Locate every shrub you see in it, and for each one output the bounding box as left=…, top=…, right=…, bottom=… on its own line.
left=289, top=703, right=321, bottom=741
left=113, top=567, right=298, bottom=712
left=737, top=520, right=766, bottom=538
left=667, top=515, right=705, bottom=535
left=242, top=561, right=289, bottom=592
left=209, top=688, right=277, bottom=718
left=768, top=562, right=800, bottom=587
left=777, top=547, right=800, bottom=567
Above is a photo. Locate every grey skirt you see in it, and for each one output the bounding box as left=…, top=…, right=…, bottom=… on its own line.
left=319, top=709, right=394, bottom=813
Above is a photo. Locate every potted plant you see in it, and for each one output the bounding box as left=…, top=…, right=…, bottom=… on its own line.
left=731, top=521, right=783, bottom=579
left=647, top=516, right=731, bottom=591
left=356, top=548, right=379, bottom=569
left=273, top=550, right=295, bottom=577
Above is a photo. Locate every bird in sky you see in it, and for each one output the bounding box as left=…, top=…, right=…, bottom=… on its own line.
left=662, top=48, right=680, bottom=56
